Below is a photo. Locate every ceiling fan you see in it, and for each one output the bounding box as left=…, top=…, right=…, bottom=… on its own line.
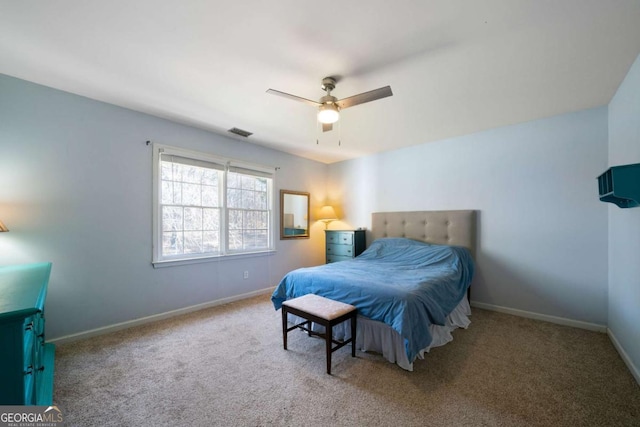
left=267, top=77, right=393, bottom=132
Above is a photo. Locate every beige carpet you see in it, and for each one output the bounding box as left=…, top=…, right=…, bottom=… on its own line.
left=53, top=294, right=640, bottom=426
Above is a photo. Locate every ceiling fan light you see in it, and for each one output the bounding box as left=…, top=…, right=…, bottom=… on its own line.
left=317, top=104, right=339, bottom=124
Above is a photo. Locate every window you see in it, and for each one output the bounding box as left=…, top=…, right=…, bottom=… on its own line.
left=152, top=144, right=275, bottom=266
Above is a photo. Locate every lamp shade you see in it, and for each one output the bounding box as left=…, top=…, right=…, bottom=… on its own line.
left=317, top=205, right=338, bottom=221
left=317, top=205, right=338, bottom=229
left=0, top=220, right=8, bottom=232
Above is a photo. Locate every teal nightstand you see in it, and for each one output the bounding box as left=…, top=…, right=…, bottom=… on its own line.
left=325, top=230, right=366, bottom=263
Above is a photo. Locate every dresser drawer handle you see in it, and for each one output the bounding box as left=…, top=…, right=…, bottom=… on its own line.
left=24, top=366, right=33, bottom=376
left=25, top=322, right=34, bottom=331
left=327, top=248, right=331, bottom=251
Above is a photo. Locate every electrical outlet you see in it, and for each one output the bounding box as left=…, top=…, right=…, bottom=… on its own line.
left=243, top=271, right=249, bottom=279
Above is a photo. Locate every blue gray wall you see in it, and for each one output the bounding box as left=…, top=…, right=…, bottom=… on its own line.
left=0, top=74, right=328, bottom=339
left=328, top=107, right=610, bottom=325
left=608, top=53, right=640, bottom=380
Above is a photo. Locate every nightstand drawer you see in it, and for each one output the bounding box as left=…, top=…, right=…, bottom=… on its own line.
left=327, top=244, right=355, bottom=257
left=327, top=232, right=353, bottom=246
left=327, top=254, right=352, bottom=263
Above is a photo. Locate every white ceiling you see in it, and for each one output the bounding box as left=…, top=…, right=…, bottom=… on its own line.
left=2, top=1, right=640, bottom=164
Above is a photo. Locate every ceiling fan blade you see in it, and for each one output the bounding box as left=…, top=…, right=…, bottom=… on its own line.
left=266, top=89, right=321, bottom=107
left=336, top=86, right=393, bottom=110
left=322, top=123, right=333, bottom=132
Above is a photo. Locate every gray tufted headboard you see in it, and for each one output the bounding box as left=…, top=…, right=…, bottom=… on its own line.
left=371, top=210, right=477, bottom=259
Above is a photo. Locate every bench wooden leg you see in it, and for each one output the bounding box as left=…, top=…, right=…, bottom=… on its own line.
left=282, top=307, right=288, bottom=350
left=326, top=323, right=332, bottom=375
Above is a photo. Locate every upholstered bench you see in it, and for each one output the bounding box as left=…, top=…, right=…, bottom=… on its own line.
left=281, top=294, right=357, bottom=374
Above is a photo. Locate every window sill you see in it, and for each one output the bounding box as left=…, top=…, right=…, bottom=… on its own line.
left=152, top=250, right=277, bottom=268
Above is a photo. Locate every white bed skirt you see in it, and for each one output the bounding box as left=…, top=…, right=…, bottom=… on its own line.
left=288, top=297, right=471, bottom=371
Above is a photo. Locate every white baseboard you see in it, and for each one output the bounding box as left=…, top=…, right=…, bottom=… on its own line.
left=470, top=301, right=607, bottom=333
left=49, top=286, right=276, bottom=345
left=607, top=328, right=640, bottom=386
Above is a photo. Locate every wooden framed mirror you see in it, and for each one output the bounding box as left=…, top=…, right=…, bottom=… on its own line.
left=280, top=190, right=310, bottom=239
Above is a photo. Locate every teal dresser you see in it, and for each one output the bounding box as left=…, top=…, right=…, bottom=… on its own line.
left=0, top=263, right=55, bottom=405
left=325, top=230, right=366, bottom=263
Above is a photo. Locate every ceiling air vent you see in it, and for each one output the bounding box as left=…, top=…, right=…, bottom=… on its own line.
left=228, top=127, right=253, bottom=138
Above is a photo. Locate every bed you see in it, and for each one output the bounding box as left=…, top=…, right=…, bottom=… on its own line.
left=272, top=210, right=476, bottom=371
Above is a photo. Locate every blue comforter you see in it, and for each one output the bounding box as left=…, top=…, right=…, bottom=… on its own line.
left=271, top=238, right=474, bottom=361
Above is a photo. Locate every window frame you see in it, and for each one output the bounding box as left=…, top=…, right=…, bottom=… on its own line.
left=152, top=144, right=276, bottom=267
